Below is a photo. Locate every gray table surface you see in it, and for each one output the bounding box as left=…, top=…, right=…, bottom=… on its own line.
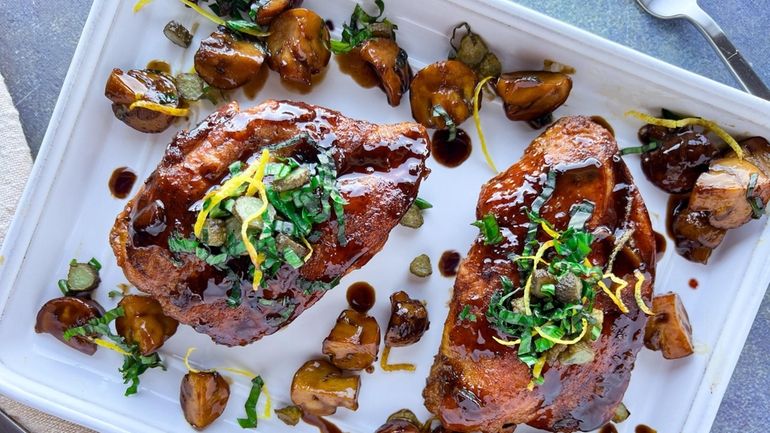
left=1, top=0, right=767, bottom=431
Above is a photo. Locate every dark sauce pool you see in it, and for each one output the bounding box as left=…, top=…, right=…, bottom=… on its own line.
left=109, top=167, right=137, bottom=199
left=689, top=278, right=699, bottom=289
left=431, top=128, right=472, bottom=168
left=636, top=425, right=657, bottom=433
left=654, top=231, right=666, bottom=261
left=302, top=414, right=342, bottom=433
left=346, top=281, right=375, bottom=313
left=438, top=250, right=461, bottom=277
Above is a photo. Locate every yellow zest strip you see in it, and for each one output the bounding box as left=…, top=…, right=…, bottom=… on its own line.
left=301, top=236, right=314, bottom=262
left=492, top=336, right=521, bottom=347
left=129, top=100, right=190, bottom=117
left=473, top=76, right=498, bottom=173
left=625, top=110, right=743, bottom=159
left=534, top=318, right=589, bottom=345
left=598, top=281, right=629, bottom=313
left=133, top=0, right=154, bottom=13
left=241, top=151, right=271, bottom=288
left=177, top=0, right=226, bottom=26
left=605, top=273, right=629, bottom=307
left=261, top=386, right=272, bottom=419
left=527, top=355, right=548, bottom=391
left=183, top=347, right=202, bottom=373
left=541, top=221, right=560, bottom=240
left=633, top=270, right=654, bottom=315
left=380, top=346, right=416, bottom=372
left=93, top=338, right=131, bottom=356
left=523, top=240, right=555, bottom=315
left=194, top=163, right=260, bottom=237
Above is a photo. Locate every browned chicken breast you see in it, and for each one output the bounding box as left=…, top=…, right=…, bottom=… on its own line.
left=423, top=116, right=655, bottom=432
left=111, top=100, right=430, bottom=346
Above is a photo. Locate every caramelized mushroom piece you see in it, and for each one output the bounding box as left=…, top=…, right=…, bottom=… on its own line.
left=322, top=309, right=381, bottom=370
left=385, top=291, right=430, bottom=347
left=290, top=359, right=360, bottom=416
left=495, top=71, right=572, bottom=121
left=253, top=0, right=303, bottom=25
left=644, top=292, right=694, bottom=359
left=358, top=38, right=412, bottom=106
left=375, top=409, right=423, bottom=433
left=266, top=8, right=331, bottom=86
left=35, top=297, right=104, bottom=355
left=410, top=60, right=477, bottom=129
left=741, top=136, right=770, bottom=174
left=104, top=68, right=179, bottom=133
left=689, top=156, right=770, bottom=229
left=194, top=30, right=266, bottom=90
left=116, top=295, right=178, bottom=356
left=638, top=125, right=720, bottom=194
left=670, top=195, right=726, bottom=264
left=180, top=371, right=231, bottom=430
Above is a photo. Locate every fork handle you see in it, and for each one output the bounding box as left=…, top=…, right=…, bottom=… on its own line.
left=686, top=6, right=770, bottom=99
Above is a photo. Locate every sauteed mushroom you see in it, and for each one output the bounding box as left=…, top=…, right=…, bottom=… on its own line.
left=375, top=409, right=423, bottom=433
left=410, top=60, right=477, bottom=129
left=104, top=68, right=180, bottom=133
left=253, top=0, right=303, bottom=25
left=385, top=291, right=429, bottom=347
left=670, top=200, right=726, bottom=264
left=115, top=295, right=179, bottom=356
left=644, top=292, right=694, bottom=359
left=194, top=30, right=266, bottom=90
left=495, top=71, right=572, bottom=121
left=358, top=38, right=412, bottom=106
left=290, top=359, right=360, bottom=416
left=266, top=8, right=331, bottom=86
left=35, top=297, right=104, bottom=355
left=180, top=371, right=231, bottom=430
left=322, top=309, right=381, bottom=370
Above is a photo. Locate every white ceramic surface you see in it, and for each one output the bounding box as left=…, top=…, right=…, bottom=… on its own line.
left=1, top=1, right=770, bottom=432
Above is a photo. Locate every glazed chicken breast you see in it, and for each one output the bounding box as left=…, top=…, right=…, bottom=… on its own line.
left=423, top=116, right=655, bottom=432
left=111, top=100, right=430, bottom=346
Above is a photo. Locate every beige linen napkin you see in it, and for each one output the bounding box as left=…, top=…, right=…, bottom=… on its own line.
left=0, top=73, right=94, bottom=432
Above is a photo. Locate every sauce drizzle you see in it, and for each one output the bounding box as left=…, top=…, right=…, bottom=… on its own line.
left=109, top=167, right=137, bottom=199
left=346, top=281, right=375, bottom=313
left=438, top=250, right=462, bottom=277
left=599, top=425, right=618, bottom=433
left=302, top=414, right=342, bottom=433
left=688, top=278, right=699, bottom=289
left=431, top=128, right=472, bottom=168
left=635, top=425, right=657, bottom=433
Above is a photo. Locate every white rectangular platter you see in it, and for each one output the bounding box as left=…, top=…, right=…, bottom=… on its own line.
left=2, top=1, right=770, bottom=432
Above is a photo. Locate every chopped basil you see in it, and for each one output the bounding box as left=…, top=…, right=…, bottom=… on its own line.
left=568, top=200, right=595, bottom=230
left=330, top=0, right=395, bottom=54
left=519, top=170, right=557, bottom=276
left=458, top=305, right=477, bottom=322
left=472, top=213, right=503, bottom=245
left=620, top=140, right=659, bottom=156
left=414, top=197, right=433, bottom=210
left=431, top=104, right=457, bottom=141
left=747, top=172, right=765, bottom=219
left=237, top=375, right=265, bottom=428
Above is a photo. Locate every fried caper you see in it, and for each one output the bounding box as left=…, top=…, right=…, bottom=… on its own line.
left=495, top=71, right=572, bottom=121
left=194, top=30, right=266, bottom=90
left=267, top=8, right=331, bottom=86
left=410, top=60, right=477, bottom=129
left=180, top=371, right=230, bottom=430
left=35, top=297, right=105, bottom=355
left=358, top=38, right=412, bottom=106
left=290, top=359, right=360, bottom=416
left=115, top=295, right=178, bottom=356
left=385, top=291, right=430, bottom=347
left=322, top=309, right=381, bottom=370
left=104, top=68, right=180, bottom=133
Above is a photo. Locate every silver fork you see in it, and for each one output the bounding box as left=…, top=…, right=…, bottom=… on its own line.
left=636, top=0, right=770, bottom=100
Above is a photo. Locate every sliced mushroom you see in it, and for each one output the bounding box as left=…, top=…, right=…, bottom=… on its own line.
left=495, top=71, right=572, bottom=121
left=290, top=359, right=360, bottom=416
left=322, top=309, right=381, bottom=370
left=358, top=38, right=412, bottom=106
left=35, top=297, right=104, bottom=355
left=644, top=292, right=694, bottom=359
left=253, top=0, right=303, bottom=25
left=115, top=295, right=178, bottom=356
left=104, top=68, right=179, bottom=133
left=689, top=156, right=770, bottom=229
left=741, top=136, right=770, bottom=175
left=194, top=30, right=266, bottom=90
left=671, top=202, right=726, bottom=265
left=266, top=8, right=331, bottom=86
left=638, top=124, right=719, bottom=194
left=180, top=371, right=231, bottom=430
left=409, top=60, right=477, bottom=129
left=385, top=291, right=430, bottom=347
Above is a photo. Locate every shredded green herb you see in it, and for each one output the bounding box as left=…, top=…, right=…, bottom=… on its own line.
left=330, top=0, right=395, bottom=54
left=63, top=307, right=165, bottom=396
left=195, top=0, right=270, bottom=37
left=458, top=305, right=477, bottom=322
left=747, top=172, right=765, bottom=219
left=568, top=200, right=595, bottom=230
left=620, top=140, right=659, bottom=155
left=237, top=375, right=265, bottom=428
left=472, top=213, right=503, bottom=245
left=431, top=104, right=457, bottom=141
left=519, top=170, right=557, bottom=276
left=414, top=197, right=433, bottom=210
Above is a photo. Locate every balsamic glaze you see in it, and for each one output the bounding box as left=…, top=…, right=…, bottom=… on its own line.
left=599, top=425, right=618, bottom=433
left=336, top=50, right=379, bottom=88
left=109, top=167, right=137, bottom=199
left=653, top=231, right=666, bottom=261
left=431, top=128, right=472, bottom=168
left=346, top=281, right=375, bottom=313
left=688, top=278, right=699, bottom=289
left=302, top=414, right=342, bottom=433
left=635, top=425, right=657, bottom=433
left=242, top=65, right=270, bottom=99
left=438, top=250, right=462, bottom=277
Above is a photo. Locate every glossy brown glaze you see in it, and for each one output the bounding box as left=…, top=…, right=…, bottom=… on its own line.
left=689, top=278, right=698, bottom=289
left=291, top=359, right=360, bottom=416
left=35, top=297, right=105, bottom=355
left=599, top=425, right=618, bottom=433
left=115, top=295, right=179, bottom=356
left=109, top=167, right=137, bottom=199
left=423, top=116, right=656, bottom=432
left=109, top=100, right=430, bottom=346
left=496, top=71, right=572, bottom=122
left=337, top=50, right=381, bottom=89
left=104, top=68, right=179, bottom=133
left=194, top=30, right=266, bottom=90
left=267, top=9, right=331, bottom=86
left=385, top=291, right=430, bottom=347
left=346, top=281, right=375, bottom=313
left=358, top=38, right=412, bottom=106
left=431, top=129, right=472, bottom=168
left=635, top=425, right=657, bottom=433
left=180, top=371, right=230, bottom=430
left=322, top=309, right=381, bottom=370
left=242, top=65, right=270, bottom=99
left=439, top=250, right=462, bottom=277
left=302, top=413, right=343, bottom=433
